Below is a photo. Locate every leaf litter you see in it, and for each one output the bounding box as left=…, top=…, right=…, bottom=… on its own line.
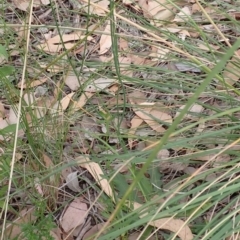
left=2, top=0, right=240, bottom=238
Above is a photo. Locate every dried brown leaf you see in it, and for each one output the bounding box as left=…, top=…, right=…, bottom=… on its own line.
left=119, top=38, right=129, bottom=51
left=148, top=0, right=168, bottom=16
left=153, top=8, right=175, bottom=24
left=173, top=6, right=192, bottom=22
left=47, top=32, right=82, bottom=44
left=60, top=198, right=88, bottom=232
left=138, top=0, right=149, bottom=18
left=128, top=90, right=146, bottom=104
left=13, top=0, right=41, bottom=11
left=76, top=156, right=115, bottom=201
left=129, top=91, right=171, bottom=133
left=72, top=92, right=94, bottom=112
left=221, top=61, right=240, bottom=87
left=8, top=106, right=18, bottom=124
left=175, top=104, right=204, bottom=120
left=17, top=77, right=48, bottom=89
left=198, top=43, right=220, bottom=52
left=5, top=207, right=37, bottom=239
left=81, top=0, right=108, bottom=15
left=133, top=105, right=171, bottom=133
left=41, top=0, right=50, bottom=5
left=150, top=46, right=170, bottom=60
left=130, top=55, right=146, bottom=65
left=42, top=153, right=53, bottom=168
left=66, top=171, right=81, bottom=192
left=128, top=115, right=143, bottom=149
left=85, top=78, right=115, bottom=92
left=119, top=56, right=132, bottom=77
left=92, top=0, right=109, bottom=15
left=36, top=42, right=74, bottom=54
left=128, top=232, right=156, bottom=240
left=83, top=223, right=105, bottom=240
left=132, top=202, right=193, bottom=240
left=157, top=149, right=170, bottom=159
left=81, top=115, right=99, bottom=141
left=64, top=69, right=83, bottom=91
left=0, top=119, right=8, bottom=140
left=184, top=167, right=196, bottom=175
left=0, top=101, right=5, bottom=119
left=36, top=33, right=92, bottom=54
left=25, top=96, right=54, bottom=123
left=99, top=21, right=111, bottom=55
left=51, top=92, right=75, bottom=115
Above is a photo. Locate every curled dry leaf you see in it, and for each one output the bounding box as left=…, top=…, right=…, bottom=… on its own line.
left=36, top=32, right=93, bottom=54
left=0, top=119, right=8, bottom=140
left=85, top=78, right=115, bottom=92
left=17, top=77, right=47, bottom=89
left=128, top=91, right=146, bottom=148
left=175, top=62, right=201, bottom=72
left=8, top=106, right=18, bottom=124
left=41, top=0, right=50, bottom=5
left=64, top=68, right=83, bottom=91
left=34, top=177, right=43, bottom=196
left=0, top=101, right=5, bottom=119
left=72, top=92, right=94, bottom=112
left=178, top=29, right=190, bottom=41
left=81, top=115, right=100, bottom=141
left=60, top=198, right=88, bottom=233
left=153, top=8, right=176, bottom=25
left=42, top=153, right=55, bottom=183
left=113, top=117, right=128, bottom=133
left=213, top=154, right=231, bottom=167
left=139, top=0, right=171, bottom=18
left=26, top=96, right=54, bottom=123
left=128, top=232, right=156, bottom=240
left=220, top=61, right=240, bottom=87
left=157, top=149, right=170, bottom=159
left=198, top=43, right=220, bottom=52
left=119, top=56, right=132, bottom=77
left=175, top=104, right=204, bottom=120
left=150, top=46, right=170, bottom=61
left=128, top=116, right=143, bottom=149
left=132, top=202, right=193, bottom=240
left=173, top=6, right=192, bottom=22
left=132, top=105, right=172, bottom=133
left=66, top=171, right=81, bottom=192
left=13, top=0, right=41, bottom=11
left=148, top=0, right=168, bottom=16
left=76, top=156, right=115, bottom=201
left=99, top=21, right=111, bottom=55
left=193, top=153, right=230, bottom=165
left=184, top=167, right=196, bottom=175
left=51, top=92, right=75, bottom=115
left=168, top=162, right=188, bottom=171
left=119, top=38, right=128, bottom=51
left=129, top=90, right=172, bottom=134
left=205, top=172, right=217, bottom=182
left=23, top=92, right=36, bottom=106
left=128, top=90, right=146, bottom=104
left=35, top=86, right=48, bottom=97
left=62, top=167, right=72, bottom=180
left=82, top=0, right=109, bottom=16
